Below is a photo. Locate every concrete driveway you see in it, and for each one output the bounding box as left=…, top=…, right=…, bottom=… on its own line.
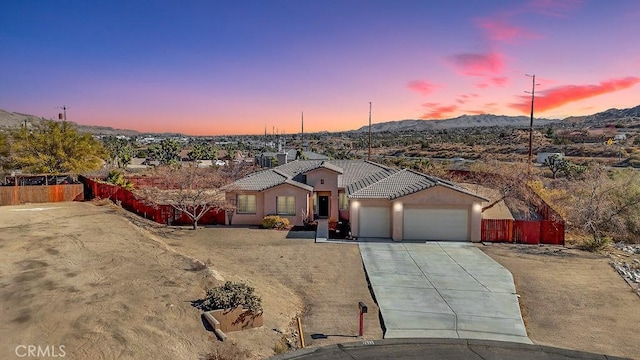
left=359, top=241, right=531, bottom=344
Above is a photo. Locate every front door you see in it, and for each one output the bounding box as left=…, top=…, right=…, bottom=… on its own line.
left=318, top=196, right=329, bottom=218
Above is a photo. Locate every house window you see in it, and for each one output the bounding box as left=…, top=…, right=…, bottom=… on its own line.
left=321, top=178, right=324, bottom=184
left=276, top=196, right=296, bottom=216
left=237, top=194, right=256, bottom=214
left=339, top=193, right=349, bottom=210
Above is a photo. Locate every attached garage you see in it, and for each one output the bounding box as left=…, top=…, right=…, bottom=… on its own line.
left=359, top=206, right=391, bottom=238
left=403, top=208, right=469, bottom=241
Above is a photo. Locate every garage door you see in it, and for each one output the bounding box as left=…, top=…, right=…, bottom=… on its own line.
left=403, top=208, right=468, bottom=241
left=359, top=206, right=391, bottom=238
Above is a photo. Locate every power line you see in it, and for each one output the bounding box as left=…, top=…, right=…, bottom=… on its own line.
left=368, top=102, right=372, bottom=161
left=525, top=74, right=540, bottom=172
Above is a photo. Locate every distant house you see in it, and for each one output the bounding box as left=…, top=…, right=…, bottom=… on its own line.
left=614, top=134, right=627, bottom=141
left=225, top=159, right=487, bottom=242
left=536, top=152, right=564, bottom=164
left=255, top=149, right=328, bottom=168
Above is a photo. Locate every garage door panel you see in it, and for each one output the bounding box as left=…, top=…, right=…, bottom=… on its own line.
left=404, top=208, right=468, bottom=241
left=359, top=206, right=390, bottom=238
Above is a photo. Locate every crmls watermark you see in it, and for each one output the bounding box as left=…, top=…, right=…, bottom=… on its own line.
left=15, top=345, right=66, bottom=358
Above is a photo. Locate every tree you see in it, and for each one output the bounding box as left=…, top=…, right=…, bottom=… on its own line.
left=9, top=120, right=104, bottom=174
left=136, top=163, right=256, bottom=229
left=187, top=142, right=217, bottom=162
left=464, top=160, right=539, bottom=218
left=147, top=138, right=180, bottom=165
left=543, top=154, right=565, bottom=179
left=566, top=165, right=640, bottom=250
left=0, top=132, right=9, bottom=170
left=103, top=136, right=134, bottom=168
left=543, top=154, right=586, bottom=179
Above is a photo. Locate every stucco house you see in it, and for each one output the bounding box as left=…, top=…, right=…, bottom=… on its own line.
left=225, top=160, right=488, bottom=242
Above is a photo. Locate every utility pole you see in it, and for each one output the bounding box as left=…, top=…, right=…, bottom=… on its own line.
left=56, top=105, right=68, bottom=121
left=368, top=102, right=372, bottom=161
left=525, top=75, right=539, bottom=172
left=301, top=111, right=304, bottom=151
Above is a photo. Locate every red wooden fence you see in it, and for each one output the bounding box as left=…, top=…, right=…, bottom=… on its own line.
left=0, top=184, right=84, bottom=205
left=481, top=219, right=564, bottom=245
left=80, top=176, right=225, bottom=226
left=481, top=219, right=513, bottom=242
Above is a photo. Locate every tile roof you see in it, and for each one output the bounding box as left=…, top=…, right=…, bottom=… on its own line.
left=230, top=160, right=485, bottom=200
left=348, top=169, right=488, bottom=200
left=229, top=169, right=288, bottom=191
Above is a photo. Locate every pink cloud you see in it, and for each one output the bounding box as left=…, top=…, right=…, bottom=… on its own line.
left=476, top=18, right=540, bottom=43
left=407, top=80, right=439, bottom=96
left=456, top=93, right=482, bottom=104
left=475, top=83, right=490, bottom=89
left=449, top=51, right=505, bottom=77
left=510, top=77, right=640, bottom=113
left=420, top=103, right=458, bottom=119
left=490, top=76, right=509, bottom=86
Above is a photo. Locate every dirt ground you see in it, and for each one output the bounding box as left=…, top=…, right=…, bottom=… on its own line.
left=480, top=243, right=640, bottom=359
left=0, top=202, right=381, bottom=360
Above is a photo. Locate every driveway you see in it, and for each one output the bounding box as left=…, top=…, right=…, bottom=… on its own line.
left=359, top=241, right=531, bottom=344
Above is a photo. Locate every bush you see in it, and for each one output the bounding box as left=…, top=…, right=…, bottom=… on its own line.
left=192, top=281, right=262, bottom=313
left=579, top=236, right=611, bottom=252
left=261, top=215, right=290, bottom=229
left=105, top=170, right=134, bottom=190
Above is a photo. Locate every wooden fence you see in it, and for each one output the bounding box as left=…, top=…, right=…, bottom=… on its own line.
left=0, top=184, right=84, bottom=206
left=481, top=219, right=564, bottom=245
left=80, top=176, right=225, bottom=226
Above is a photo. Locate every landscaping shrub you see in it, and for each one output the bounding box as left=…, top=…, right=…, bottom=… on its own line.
left=261, top=215, right=290, bottom=229
left=105, top=169, right=134, bottom=190
left=192, top=281, right=263, bottom=313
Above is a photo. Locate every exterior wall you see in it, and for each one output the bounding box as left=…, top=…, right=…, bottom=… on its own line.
left=350, top=186, right=484, bottom=242
left=262, top=184, right=310, bottom=226
left=305, top=168, right=340, bottom=220
left=349, top=198, right=391, bottom=239
left=226, top=191, right=265, bottom=225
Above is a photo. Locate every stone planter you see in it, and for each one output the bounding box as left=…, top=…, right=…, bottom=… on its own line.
left=203, top=305, right=263, bottom=340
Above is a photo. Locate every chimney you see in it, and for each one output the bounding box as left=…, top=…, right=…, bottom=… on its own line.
left=276, top=152, right=288, bottom=166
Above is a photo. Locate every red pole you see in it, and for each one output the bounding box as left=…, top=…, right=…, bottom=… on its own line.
left=359, top=311, right=364, bottom=337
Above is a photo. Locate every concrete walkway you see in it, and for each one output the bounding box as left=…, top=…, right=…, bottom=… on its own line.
left=359, top=241, right=531, bottom=344
left=315, top=219, right=329, bottom=242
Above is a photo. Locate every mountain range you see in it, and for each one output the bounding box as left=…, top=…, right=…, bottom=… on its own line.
left=354, top=104, right=640, bottom=133
left=1, top=105, right=639, bottom=136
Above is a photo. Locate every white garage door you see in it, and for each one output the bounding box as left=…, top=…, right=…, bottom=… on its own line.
left=403, top=208, right=468, bottom=241
left=359, top=206, right=391, bottom=238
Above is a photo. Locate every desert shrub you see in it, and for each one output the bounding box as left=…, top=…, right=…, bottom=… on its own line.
left=193, top=281, right=262, bottom=313
left=261, top=215, right=290, bottom=229
left=200, top=346, right=251, bottom=360
left=579, top=236, right=611, bottom=252
left=273, top=335, right=291, bottom=354
left=105, top=170, right=134, bottom=190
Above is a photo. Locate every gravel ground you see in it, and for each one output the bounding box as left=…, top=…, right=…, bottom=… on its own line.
left=480, top=243, right=640, bottom=359
left=0, top=202, right=381, bottom=360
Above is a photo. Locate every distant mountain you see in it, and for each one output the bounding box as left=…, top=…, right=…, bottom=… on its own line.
left=563, top=105, right=640, bottom=126
left=354, top=114, right=560, bottom=133
left=0, top=108, right=141, bottom=136
left=354, top=105, right=640, bottom=133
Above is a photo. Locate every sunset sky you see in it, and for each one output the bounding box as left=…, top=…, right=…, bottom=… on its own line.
left=1, top=0, right=639, bottom=135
